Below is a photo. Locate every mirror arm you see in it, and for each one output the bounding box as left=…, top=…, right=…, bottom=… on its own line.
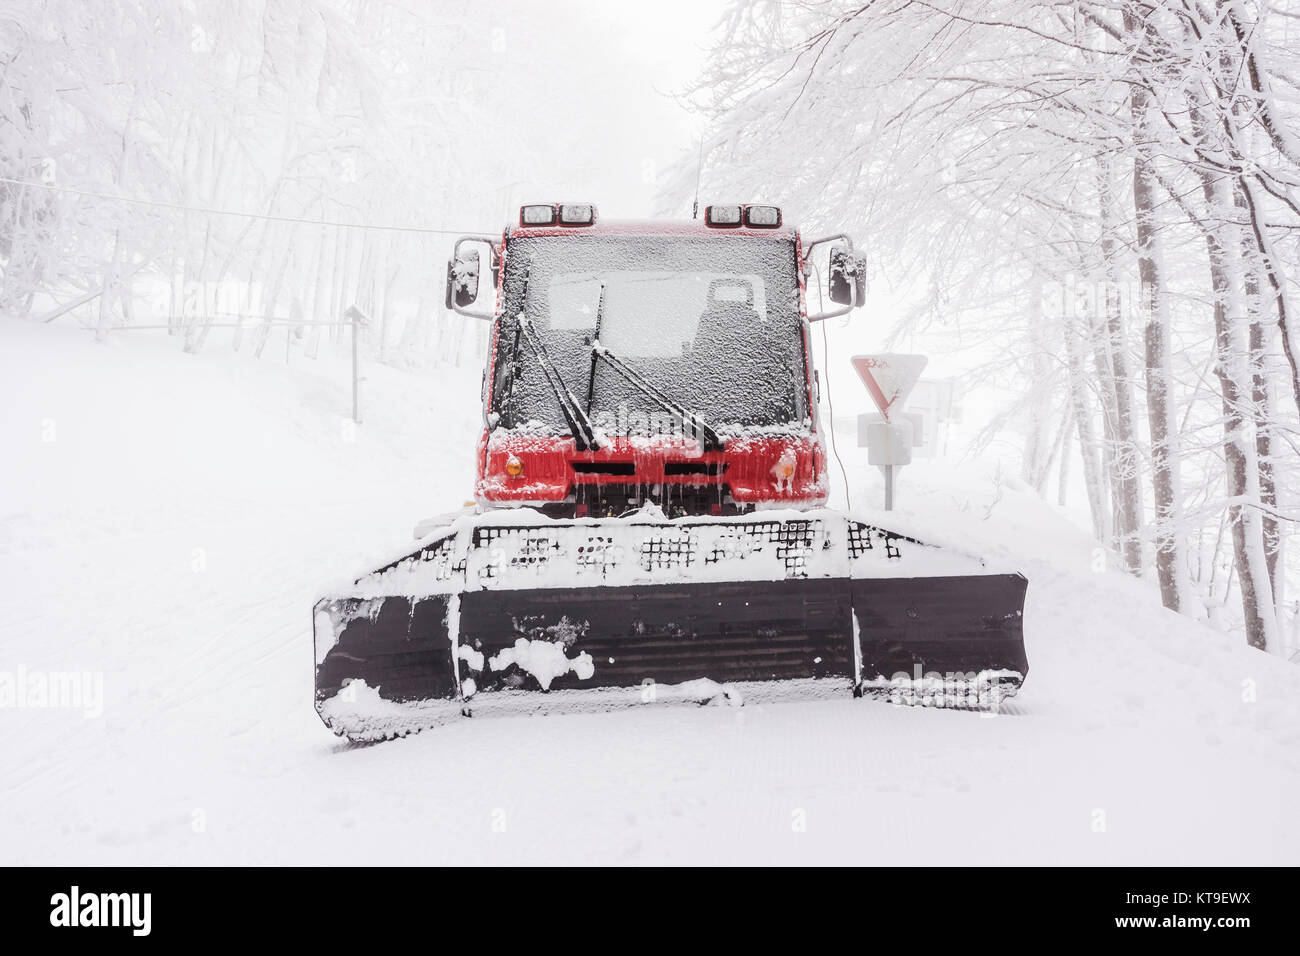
left=801, top=233, right=854, bottom=267
left=807, top=303, right=854, bottom=323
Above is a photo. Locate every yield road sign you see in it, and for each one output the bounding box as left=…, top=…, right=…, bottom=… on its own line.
left=851, top=354, right=928, bottom=421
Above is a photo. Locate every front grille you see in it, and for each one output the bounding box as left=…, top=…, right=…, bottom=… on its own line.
left=570, top=461, right=637, bottom=475
left=663, top=462, right=726, bottom=476
left=567, top=482, right=739, bottom=519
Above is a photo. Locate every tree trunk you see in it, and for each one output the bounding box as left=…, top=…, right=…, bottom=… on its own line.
left=305, top=223, right=332, bottom=360
left=327, top=224, right=346, bottom=345
left=1066, top=311, right=1109, bottom=543
left=1127, top=20, right=1188, bottom=612
left=1198, top=170, right=1277, bottom=652
left=1232, top=190, right=1282, bottom=615
left=254, top=223, right=296, bottom=359
left=1095, top=159, right=1144, bottom=572
left=1182, top=29, right=1280, bottom=651
left=397, top=295, right=431, bottom=366
left=1056, top=407, right=1072, bottom=508
left=96, top=229, right=122, bottom=341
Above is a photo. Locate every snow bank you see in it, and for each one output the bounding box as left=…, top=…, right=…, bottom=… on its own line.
left=5, top=320, right=1300, bottom=866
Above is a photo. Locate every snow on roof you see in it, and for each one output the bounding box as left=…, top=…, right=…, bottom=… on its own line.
left=507, top=218, right=799, bottom=241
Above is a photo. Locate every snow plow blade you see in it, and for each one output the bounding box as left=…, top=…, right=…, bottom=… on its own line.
left=314, top=511, right=1028, bottom=741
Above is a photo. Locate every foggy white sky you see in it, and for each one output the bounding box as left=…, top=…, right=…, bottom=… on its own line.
left=485, top=0, right=725, bottom=220
left=465, top=1, right=959, bottom=432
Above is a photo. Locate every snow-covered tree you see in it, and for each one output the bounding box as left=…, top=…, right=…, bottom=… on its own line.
left=664, top=0, right=1300, bottom=653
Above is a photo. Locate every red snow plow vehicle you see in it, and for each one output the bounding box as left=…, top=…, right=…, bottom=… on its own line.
left=313, top=203, right=1028, bottom=740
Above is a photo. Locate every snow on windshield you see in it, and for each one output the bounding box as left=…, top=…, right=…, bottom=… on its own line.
left=492, top=234, right=807, bottom=434
left=548, top=271, right=768, bottom=358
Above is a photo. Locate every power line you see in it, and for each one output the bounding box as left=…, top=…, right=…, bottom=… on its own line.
left=0, top=176, right=489, bottom=236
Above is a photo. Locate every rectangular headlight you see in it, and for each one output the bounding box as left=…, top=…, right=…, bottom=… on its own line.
left=745, top=205, right=781, bottom=227
left=705, top=204, right=743, bottom=227
left=558, top=203, right=595, bottom=225
left=520, top=204, right=557, bottom=226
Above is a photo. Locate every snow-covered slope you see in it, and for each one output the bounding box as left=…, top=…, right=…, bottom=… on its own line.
left=2, top=320, right=1298, bottom=864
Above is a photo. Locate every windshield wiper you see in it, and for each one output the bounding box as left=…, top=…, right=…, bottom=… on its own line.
left=518, top=315, right=602, bottom=451
left=501, top=263, right=601, bottom=451
left=583, top=283, right=607, bottom=416
left=588, top=341, right=723, bottom=452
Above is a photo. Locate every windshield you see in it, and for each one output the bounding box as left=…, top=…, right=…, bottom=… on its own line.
left=491, top=234, right=808, bottom=435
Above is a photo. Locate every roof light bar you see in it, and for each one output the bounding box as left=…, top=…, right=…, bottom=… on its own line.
left=558, top=203, right=596, bottom=225
left=520, top=204, right=557, bottom=226
left=705, top=204, right=743, bottom=227
left=745, top=204, right=782, bottom=227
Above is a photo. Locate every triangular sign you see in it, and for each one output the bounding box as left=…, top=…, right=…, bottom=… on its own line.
left=851, top=354, right=928, bottom=421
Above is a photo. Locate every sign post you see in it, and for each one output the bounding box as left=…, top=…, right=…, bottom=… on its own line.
left=345, top=305, right=369, bottom=425
left=851, top=354, right=928, bottom=510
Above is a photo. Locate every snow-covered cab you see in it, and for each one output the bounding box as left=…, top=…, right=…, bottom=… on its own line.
left=447, top=204, right=867, bottom=517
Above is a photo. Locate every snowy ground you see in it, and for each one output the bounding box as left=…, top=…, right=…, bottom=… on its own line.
left=3, top=319, right=1299, bottom=865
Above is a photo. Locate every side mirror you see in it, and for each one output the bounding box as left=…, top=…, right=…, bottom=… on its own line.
left=805, top=234, right=866, bottom=321
left=446, top=236, right=498, bottom=320
left=828, top=247, right=853, bottom=305
left=447, top=248, right=480, bottom=308
left=828, top=247, right=868, bottom=306
left=853, top=252, right=868, bottom=305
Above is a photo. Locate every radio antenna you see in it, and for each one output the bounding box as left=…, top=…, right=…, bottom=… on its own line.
left=691, top=138, right=705, bottom=219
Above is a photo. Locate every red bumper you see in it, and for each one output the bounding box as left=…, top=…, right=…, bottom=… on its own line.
left=477, top=432, right=828, bottom=506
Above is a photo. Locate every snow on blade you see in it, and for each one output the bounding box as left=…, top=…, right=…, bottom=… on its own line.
left=488, top=636, right=596, bottom=690
left=457, top=644, right=485, bottom=671
left=317, top=680, right=461, bottom=742
left=332, top=506, right=1002, bottom=602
